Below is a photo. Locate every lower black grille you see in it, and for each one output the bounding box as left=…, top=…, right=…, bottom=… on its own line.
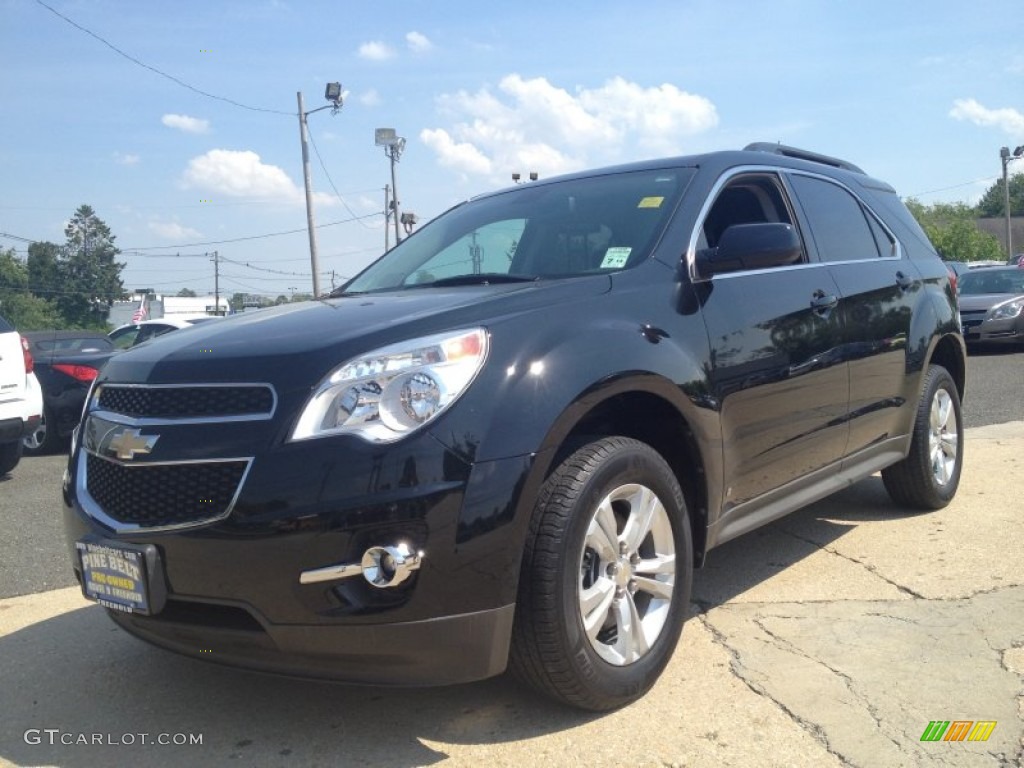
left=97, top=385, right=274, bottom=420
left=86, top=454, right=248, bottom=528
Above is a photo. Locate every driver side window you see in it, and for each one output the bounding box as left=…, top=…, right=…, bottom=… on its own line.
left=700, top=174, right=800, bottom=258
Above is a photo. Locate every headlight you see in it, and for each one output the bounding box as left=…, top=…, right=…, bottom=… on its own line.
left=290, top=328, right=489, bottom=443
left=986, top=298, right=1024, bottom=322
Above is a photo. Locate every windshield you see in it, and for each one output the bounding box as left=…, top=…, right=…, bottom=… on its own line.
left=339, top=168, right=693, bottom=294
left=958, top=268, right=1024, bottom=296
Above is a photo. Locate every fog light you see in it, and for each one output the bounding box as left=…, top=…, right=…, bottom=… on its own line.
left=361, top=543, right=422, bottom=588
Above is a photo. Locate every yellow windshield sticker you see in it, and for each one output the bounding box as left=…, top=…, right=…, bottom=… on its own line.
left=600, top=247, right=632, bottom=269
left=638, top=196, right=664, bottom=208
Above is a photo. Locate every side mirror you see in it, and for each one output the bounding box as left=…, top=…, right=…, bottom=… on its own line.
left=696, top=222, right=802, bottom=277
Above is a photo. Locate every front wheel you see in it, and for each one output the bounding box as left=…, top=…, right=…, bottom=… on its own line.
left=510, top=437, right=693, bottom=711
left=882, top=364, right=963, bottom=509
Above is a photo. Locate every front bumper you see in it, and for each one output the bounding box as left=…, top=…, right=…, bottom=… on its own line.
left=63, top=421, right=536, bottom=684
left=960, top=315, right=1024, bottom=344
left=106, top=600, right=515, bottom=685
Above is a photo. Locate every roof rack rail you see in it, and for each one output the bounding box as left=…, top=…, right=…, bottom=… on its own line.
left=743, top=142, right=865, bottom=174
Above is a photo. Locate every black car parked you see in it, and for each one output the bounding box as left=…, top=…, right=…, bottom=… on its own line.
left=24, top=331, right=118, bottom=455
left=63, top=144, right=966, bottom=711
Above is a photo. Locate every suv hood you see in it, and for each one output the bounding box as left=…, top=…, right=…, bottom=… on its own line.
left=99, top=278, right=610, bottom=388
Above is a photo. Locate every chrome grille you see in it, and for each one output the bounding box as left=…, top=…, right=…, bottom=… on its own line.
left=97, top=384, right=274, bottom=420
left=86, top=454, right=248, bottom=528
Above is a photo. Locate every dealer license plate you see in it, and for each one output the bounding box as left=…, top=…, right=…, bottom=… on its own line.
left=77, top=540, right=151, bottom=614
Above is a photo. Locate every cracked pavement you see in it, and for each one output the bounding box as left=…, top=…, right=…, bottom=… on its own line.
left=694, top=420, right=1024, bottom=767
left=0, top=422, right=1021, bottom=767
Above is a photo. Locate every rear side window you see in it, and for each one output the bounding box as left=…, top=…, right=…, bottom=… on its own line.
left=788, top=174, right=885, bottom=262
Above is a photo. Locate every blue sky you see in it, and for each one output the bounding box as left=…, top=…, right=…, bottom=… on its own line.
left=2, top=0, right=1023, bottom=299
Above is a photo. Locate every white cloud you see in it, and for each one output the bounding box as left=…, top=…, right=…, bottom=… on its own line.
left=950, top=98, right=1024, bottom=137
left=421, top=74, right=718, bottom=182
left=181, top=149, right=335, bottom=207
left=113, top=151, right=140, bottom=165
left=357, top=41, right=394, bottom=61
left=406, top=31, right=433, bottom=53
left=162, top=113, right=210, bottom=134
left=148, top=220, right=202, bottom=240
left=359, top=89, right=382, bottom=107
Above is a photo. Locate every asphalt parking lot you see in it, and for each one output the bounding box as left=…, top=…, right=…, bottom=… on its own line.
left=0, top=349, right=1021, bottom=767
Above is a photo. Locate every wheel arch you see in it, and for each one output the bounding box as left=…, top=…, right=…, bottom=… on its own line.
left=926, top=333, right=966, bottom=402
left=527, top=374, right=716, bottom=566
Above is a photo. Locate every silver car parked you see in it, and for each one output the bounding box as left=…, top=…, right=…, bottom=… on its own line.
left=957, top=266, right=1024, bottom=347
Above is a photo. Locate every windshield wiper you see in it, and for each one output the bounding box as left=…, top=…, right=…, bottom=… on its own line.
left=415, top=273, right=539, bottom=288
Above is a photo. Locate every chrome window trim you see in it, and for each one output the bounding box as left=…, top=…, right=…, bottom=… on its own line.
left=77, top=450, right=254, bottom=533
left=90, top=382, right=277, bottom=424
left=686, top=165, right=903, bottom=283
left=783, top=168, right=903, bottom=263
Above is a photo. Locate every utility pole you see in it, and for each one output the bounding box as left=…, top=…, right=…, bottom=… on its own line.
left=297, top=92, right=321, bottom=298
left=1001, top=146, right=1024, bottom=260
left=211, top=250, right=220, bottom=315
left=384, top=184, right=391, bottom=252
left=297, top=83, right=343, bottom=298
left=375, top=129, right=405, bottom=246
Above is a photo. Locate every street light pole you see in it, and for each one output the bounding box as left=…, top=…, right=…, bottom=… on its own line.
left=297, top=92, right=321, bottom=297
left=1001, top=145, right=1024, bottom=261
left=297, top=83, right=343, bottom=298
left=375, top=129, right=406, bottom=246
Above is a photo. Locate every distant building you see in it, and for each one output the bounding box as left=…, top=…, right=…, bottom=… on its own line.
left=107, top=294, right=229, bottom=328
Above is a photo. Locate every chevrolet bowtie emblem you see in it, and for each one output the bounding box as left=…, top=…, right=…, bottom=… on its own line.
left=107, top=428, right=159, bottom=460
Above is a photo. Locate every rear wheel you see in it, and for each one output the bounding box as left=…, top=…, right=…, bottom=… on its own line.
left=882, top=364, right=963, bottom=509
left=511, top=437, right=693, bottom=711
left=22, top=404, right=58, bottom=456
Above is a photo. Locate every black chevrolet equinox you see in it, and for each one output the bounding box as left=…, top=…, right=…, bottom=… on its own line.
left=63, top=143, right=966, bottom=710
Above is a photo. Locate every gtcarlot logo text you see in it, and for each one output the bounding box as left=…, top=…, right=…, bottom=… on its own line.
left=24, top=729, right=203, bottom=746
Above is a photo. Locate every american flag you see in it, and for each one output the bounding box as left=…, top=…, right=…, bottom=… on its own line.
left=131, top=297, right=148, bottom=324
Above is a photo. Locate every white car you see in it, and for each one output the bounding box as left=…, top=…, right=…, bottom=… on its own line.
left=108, top=316, right=220, bottom=349
left=0, top=313, right=43, bottom=475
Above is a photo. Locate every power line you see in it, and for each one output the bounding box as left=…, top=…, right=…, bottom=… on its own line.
left=120, top=212, right=380, bottom=250
left=33, top=0, right=293, bottom=116
left=306, top=124, right=378, bottom=230
left=907, top=176, right=1000, bottom=198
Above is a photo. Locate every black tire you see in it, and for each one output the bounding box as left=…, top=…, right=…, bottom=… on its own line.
left=882, top=364, right=963, bottom=510
left=0, top=440, right=23, bottom=476
left=510, top=436, right=693, bottom=711
left=22, top=404, right=58, bottom=456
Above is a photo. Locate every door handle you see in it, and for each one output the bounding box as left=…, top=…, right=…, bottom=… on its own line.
left=810, top=290, right=838, bottom=313
left=896, top=271, right=914, bottom=291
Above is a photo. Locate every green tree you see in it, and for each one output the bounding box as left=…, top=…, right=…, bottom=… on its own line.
left=56, top=205, right=125, bottom=328
left=27, top=241, right=61, bottom=300
left=176, top=287, right=197, bottom=297
left=0, top=248, right=62, bottom=329
left=975, top=173, right=1024, bottom=218
left=904, top=199, right=1004, bottom=262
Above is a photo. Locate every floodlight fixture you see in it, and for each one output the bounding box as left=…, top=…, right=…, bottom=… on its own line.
left=512, top=173, right=521, bottom=183
left=375, top=128, right=398, bottom=147
left=529, top=172, right=539, bottom=181
left=325, top=82, right=343, bottom=105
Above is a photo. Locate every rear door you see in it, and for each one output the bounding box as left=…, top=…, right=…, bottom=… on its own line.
left=785, top=173, right=917, bottom=458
